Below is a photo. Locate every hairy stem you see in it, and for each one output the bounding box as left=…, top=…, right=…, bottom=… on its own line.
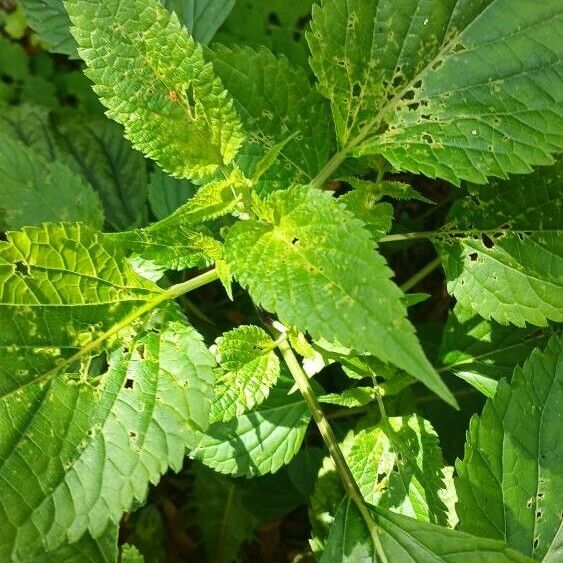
left=400, top=256, right=442, bottom=292
left=3, top=268, right=219, bottom=400
left=276, top=337, right=388, bottom=562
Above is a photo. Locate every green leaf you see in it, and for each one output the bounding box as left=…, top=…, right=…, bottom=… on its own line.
left=319, top=387, right=375, bottom=408
left=0, top=223, right=159, bottom=398
left=456, top=334, right=563, bottom=560
left=65, top=0, right=245, bottom=181
left=339, top=192, right=394, bottom=240
left=148, top=170, right=197, bottom=220
left=32, top=528, right=118, bottom=563
left=0, top=307, right=215, bottom=560
left=214, top=0, right=315, bottom=67
left=188, top=377, right=311, bottom=477
left=439, top=162, right=563, bottom=327
left=308, top=0, right=563, bottom=184
left=322, top=498, right=531, bottom=562
left=0, top=133, right=104, bottom=229
left=192, top=459, right=309, bottom=563
left=20, top=0, right=78, bottom=57
left=105, top=224, right=220, bottom=272
left=155, top=168, right=248, bottom=225
left=348, top=414, right=449, bottom=525
left=343, top=179, right=433, bottom=204
left=210, top=325, right=280, bottom=423
left=209, top=46, right=335, bottom=193
left=54, top=116, right=148, bottom=231
left=33, top=526, right=118, bottom=563
left=161, top=0, right=234, bottom=44
left=22, top=0, right=234, bottom=57
left=440, top=304, right=550, bottom=397
left=0, top=104, right=148, bottom=231
left=224, top=185, right=456, bottom=406
left=121, top=544, right=145, bottom=563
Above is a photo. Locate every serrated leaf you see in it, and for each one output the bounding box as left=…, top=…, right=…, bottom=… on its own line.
left=224, top=185, right=455, bottom=406
left=440, top=304, right=550, bottom=397
left=322, top=498, right=530, bottom=562
left=209, top=46, right=335, bottom=193
left=147, top=170, right=197, bottom=220
left=348, top=414, right=448, bottom=525
left=105, top=224, right=220, bottom=272
left=0, top=104, right=148, bottom=231
left=339, top=191, right=394, bottom=240
left=438, top=162, right=563, bottom=327
left=308, top=0, right=563, bottom=184
left=65, top=0, right=244, bottom=181
left=0, top=307, right=215, bottom=560
left=187, top=377, right=311, bottom=477
left=456, top=334, right=563, bottom=560
left=0, top=223, right=159, bottom=398
left=121, top=544, right=145, bottom=563
left=155, top=168, right=248, bottom=226
left=210, top=325, right=280, bottom=423
left=214, top=0, right=315, bottom=67
left=0, top=133, right=104, bottom=229
left=54, top=116, right=148, bottom=231
left=344, top=179, right=433, bottom=204
left=162, top=0, right=234, bottom=45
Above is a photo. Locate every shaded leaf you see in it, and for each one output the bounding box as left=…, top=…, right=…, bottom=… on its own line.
left=0, top=133, right=103, bottom=229
left=440, top=304, right=550, bottom=397
left=188, top=377, right=311, bottom=477
left=456, top=334, right=563, bottom=560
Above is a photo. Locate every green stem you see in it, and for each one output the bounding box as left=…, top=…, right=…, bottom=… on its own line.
left=400, top=256, right=442, bottom=292
left=379, top=230, right=438, bottom=243
left=3, top=268, right=219, bottom=401
left=276, top=337, right=388, bottom=563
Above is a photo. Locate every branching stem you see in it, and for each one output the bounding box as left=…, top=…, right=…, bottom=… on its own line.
left=276, top=337, right=388, bottom=562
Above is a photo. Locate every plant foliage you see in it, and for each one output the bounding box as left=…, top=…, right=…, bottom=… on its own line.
left=0, top=0, right=561, bottom=560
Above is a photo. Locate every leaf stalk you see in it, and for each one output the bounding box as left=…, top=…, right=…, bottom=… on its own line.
left=276, top=336, right=388, bottom=562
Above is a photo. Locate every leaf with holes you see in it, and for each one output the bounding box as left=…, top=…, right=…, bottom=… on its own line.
left=308, top=0, right=563, bottom=184
left=438, top=161, right=563, bottom=327
left=456, top=334, right=563, bottom=561
left=0, top=223, right=159, bottom=399
left=0, top=307, right=215, bottom=560
left=224, top=185, right=456, bottom=406
left=65, top=0, right=244, bottom=181
left=209, top=46, right=335, bottom=193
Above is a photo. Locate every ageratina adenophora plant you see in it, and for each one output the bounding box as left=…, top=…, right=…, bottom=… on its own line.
left=0, top=0, right=561, bottom=561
